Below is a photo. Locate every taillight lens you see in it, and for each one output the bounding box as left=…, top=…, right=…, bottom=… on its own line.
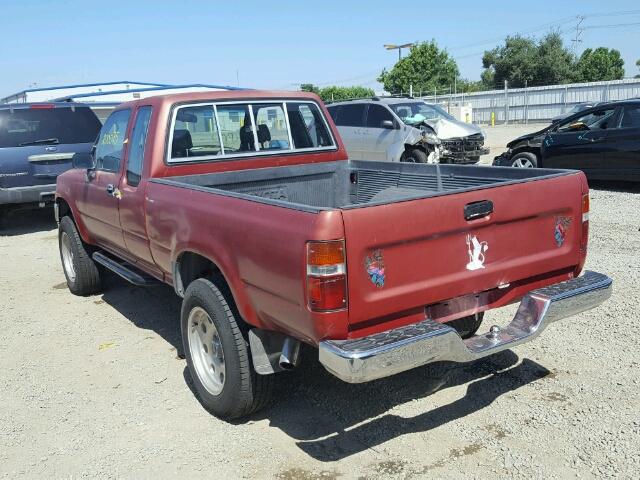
left=581, top=193, right=589, bottom=251
left=306, top=240, right=347, bottom=311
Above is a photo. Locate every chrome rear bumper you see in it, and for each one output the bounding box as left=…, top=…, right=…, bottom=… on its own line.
left=319, top=271, right=612, bottom=383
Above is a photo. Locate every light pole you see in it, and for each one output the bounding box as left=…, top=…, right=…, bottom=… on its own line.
left=384, top=43, right=415, bottom=61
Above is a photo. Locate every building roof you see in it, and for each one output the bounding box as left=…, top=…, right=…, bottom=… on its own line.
left=51, top=83, right=245, bottom=101
left=1, top=81, right=245, bottom=104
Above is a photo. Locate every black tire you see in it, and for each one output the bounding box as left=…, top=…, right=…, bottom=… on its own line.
left=401, top=148, right=429, bottom=163
left=510, top=151, right=538, bottom=168
left=58, top=216, right=102, bottom=296
left=181, top=278, right=273, bottom=420
left=447, top=312, right=484, bottom=339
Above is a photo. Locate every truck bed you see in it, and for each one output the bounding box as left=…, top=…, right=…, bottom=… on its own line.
left=149, top=160, right=586, bottom=339
left=152, top=160, right=573, bottom=212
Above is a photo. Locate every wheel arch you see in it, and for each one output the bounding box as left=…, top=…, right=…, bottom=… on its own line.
left=173, top=250, right=258, bottom=329
left=55, top=195, right=93, bottom=243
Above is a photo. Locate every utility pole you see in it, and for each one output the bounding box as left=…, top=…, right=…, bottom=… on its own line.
left=572, top=15, right=585, bottom=55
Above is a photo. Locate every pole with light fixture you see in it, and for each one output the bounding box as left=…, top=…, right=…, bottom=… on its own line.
left=383, top=43, right=415, bottom=61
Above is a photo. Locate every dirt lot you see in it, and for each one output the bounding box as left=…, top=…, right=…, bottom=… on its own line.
left=478, top=123, right=547, bottom=165
left=1, top=176, right=639, bottom=479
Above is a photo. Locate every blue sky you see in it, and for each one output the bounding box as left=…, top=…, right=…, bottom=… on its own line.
left=1, top=0, right=639, bottom=97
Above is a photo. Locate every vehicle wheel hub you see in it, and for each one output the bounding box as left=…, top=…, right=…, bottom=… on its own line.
left=60, top=232, right=76, bottom=282
left=513, top=157, right=534, bottom=168
left=188, top=306, right=225, bottom=395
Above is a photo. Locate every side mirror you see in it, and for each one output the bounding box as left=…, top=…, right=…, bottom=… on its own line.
left=381, top=120, right=395, bottom=129
left=72, top=152, right=95, bottom=170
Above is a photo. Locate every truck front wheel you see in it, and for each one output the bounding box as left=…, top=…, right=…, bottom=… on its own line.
left=58, top=216, right=102, bottom=296
left=181, top=278, right=273, bottom=420
left=401, top=148, right=429, bottom=163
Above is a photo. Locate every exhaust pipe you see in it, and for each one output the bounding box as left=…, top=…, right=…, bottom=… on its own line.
left=278, top=337, right=301, bottom=370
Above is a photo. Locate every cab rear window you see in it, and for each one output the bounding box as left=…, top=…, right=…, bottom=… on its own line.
left=0, top=106, right=101, bottom=148
left=168, top=100, right=335, bottom=162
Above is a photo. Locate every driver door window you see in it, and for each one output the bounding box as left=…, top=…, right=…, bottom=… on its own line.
left=94, top=109, right=131, bottom=171
left=366, top=105, right=396, bottom=129
left=557, top=108, right=616, bottom=133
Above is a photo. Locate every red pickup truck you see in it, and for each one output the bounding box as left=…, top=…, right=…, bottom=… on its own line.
left=55, top=91, right=612, bottom=420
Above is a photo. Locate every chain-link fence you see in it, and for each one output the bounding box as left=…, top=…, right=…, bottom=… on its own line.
left=415, top=77, right=640, bottom=125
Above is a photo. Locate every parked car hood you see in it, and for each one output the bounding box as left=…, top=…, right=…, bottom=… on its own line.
left=506, top=125, right=552, bottom=149
left=420, top=118, right=483, bottom=140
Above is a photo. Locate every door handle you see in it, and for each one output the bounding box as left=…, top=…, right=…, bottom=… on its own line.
left=464, top=200, right=494, bottom=221
left=106, top=184, right=122, bottom=199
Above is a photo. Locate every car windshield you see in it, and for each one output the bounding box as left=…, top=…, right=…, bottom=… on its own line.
left=568, top=104, right=588, bottom=115
left=0, top=106, right=101, bottom=148
left=390, top=102, right=456, bottom=125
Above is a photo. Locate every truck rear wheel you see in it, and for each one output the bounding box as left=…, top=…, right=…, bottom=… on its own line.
left=58, top=216, right=102, bottom=296
left=181, top=278, right=273, bottom=420
left=447, top=312, right=484, bottom=339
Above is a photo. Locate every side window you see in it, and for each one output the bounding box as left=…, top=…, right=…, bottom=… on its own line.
left=216, top=104, right=252, bottom=153
left=171, top=105, right=221, bottom=159
left=334, top=104, right=366, bottom=127
left=620, top=106, right=640, bottom=129
left=286, top=102, right=334, bottom=149
left=557, top=108, right=616, bottom=133
left=366, top=104, right=395, bottom=128
left=126, top=106, right=152, bottom=186
left=327, top=105, right=340, bottom=123
left=94, top=109, right=131, bottom=172
left=252, top=104, right=290, bottom=151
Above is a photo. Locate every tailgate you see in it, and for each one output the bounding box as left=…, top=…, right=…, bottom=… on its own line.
left=342, top=172, right=585, bottom=328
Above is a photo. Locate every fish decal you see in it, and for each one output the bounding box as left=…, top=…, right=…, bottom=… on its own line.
left=365, top=250, right=385, bottom=288
left=554, top=216, right=572, bottom=247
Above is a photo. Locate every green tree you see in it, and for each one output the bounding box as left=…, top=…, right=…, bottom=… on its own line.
left=576, top=48, right=625, bottom=82
left=299, top=84, right=375, bottom=102
left=377, top=40, right=459, bottom=94
left=637, top=59, right=640, bottom=78
left=300, top=83, right=320, bottom=94
left=481, top=33, right=575, bottom=89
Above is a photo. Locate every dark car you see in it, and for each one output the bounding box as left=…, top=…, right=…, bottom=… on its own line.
left=0, top=103, right=101, bottom=218
left=494, top=100, right=640, bottom=182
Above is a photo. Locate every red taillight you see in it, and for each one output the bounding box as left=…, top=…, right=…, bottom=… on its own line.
left=307, top=276, right=347, bottom=311
left=306, top=240, right=347, bottom=312
left=30, top=104, right=55, bottom=109
left=581, top=193, right=589, bottom=251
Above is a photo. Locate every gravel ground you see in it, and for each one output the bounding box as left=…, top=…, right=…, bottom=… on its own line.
left=1, top=179, right=639, bottom=479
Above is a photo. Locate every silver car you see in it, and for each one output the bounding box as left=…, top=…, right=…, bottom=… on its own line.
left=326, top=97, right=488, bottom=164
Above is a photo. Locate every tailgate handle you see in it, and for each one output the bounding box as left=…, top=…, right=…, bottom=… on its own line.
left=464, top=200, right=494, bottom=221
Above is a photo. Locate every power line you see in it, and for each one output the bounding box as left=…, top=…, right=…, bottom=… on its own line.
left=584, top=22, right=640, bottom=29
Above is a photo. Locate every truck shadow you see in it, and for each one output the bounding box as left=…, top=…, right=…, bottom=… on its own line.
left=589, top=180, right=640, bottom=194
left=0, top=207, right=56, bottom=236
left=250, top=351, right=548, bottom=462
left=97, top=276, right=549, bottom=463
left=99, top=273, right=184, bottom=356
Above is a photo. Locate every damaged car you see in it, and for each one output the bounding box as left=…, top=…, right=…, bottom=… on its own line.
left=326, top=96, right=488, bottom=164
